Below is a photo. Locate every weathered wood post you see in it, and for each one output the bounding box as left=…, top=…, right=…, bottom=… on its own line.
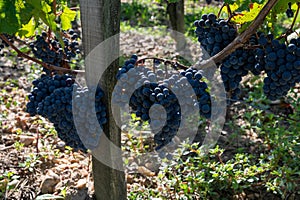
left=79, top=0, right=126, bottom=199
left=167, top=0, right=186, bottom=52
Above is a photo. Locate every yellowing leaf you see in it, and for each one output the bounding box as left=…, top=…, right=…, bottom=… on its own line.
left=60, top=6, right=76, bottom=30
left=230, top=3, right=239, bottom=12
left=232, top=3, right=263, bottom=25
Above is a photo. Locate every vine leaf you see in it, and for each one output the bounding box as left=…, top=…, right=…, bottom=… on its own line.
left=18, top=17, right=35, bottom=37
left=224, top=0, right=253, bottom=11
left=37, top=11, right=57, bottom=32
left=273, top=0, right=298, bottom=13
left=224, top=0, right=235, bottom=4
left=19, top=2, right=35, bottom=25
left=228, top=3, right=239, bottom=12
left=60, top=6, right=76, bottom=30
left=0, top=0, right=20, bottom=34
left=232, top=3, right=263, bottom=24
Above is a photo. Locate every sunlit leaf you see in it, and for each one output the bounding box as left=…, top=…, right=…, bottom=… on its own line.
left=232, top=3, right=263, bottom=25
left=60, top=6, right=76, bottom=30
left=17, top=17, right=36, bottom=37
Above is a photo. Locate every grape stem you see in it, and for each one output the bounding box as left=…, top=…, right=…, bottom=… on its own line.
left=194, top=0, right=279, bottom=70
left=226, top=3, right=233, bottom=20
left=290, top=3, right=300, bottom=32
left=53, top=0, right=57, bottom=16
left=0, top=34, right=84, bottom=74
left=217, top=3, right=226, bottom=19
left=136, top=57, right=188, bottom=70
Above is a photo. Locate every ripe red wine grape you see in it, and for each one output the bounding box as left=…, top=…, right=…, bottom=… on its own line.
left=26, top=73, right=107, bottom=151
left=114, top=55, right=211, bottom=150
left=194, top=13, right=237, bottom=56
left=30, top=31, right=81, bottom=74
left=258, top=34, right=300, bottom=100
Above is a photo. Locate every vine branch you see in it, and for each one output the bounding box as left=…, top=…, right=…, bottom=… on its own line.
left=290, top=2, right=300, bottom=31
left=217, top=3, right=226, bottom=18
left=0, top=34, right=84, bottom=74
left=194, top=0, right=279, bottom=70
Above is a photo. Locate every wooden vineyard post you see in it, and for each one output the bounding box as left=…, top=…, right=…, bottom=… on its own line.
left=167, top=0, right=186, bottom=52
left=79, top=0, right=126, bottom=199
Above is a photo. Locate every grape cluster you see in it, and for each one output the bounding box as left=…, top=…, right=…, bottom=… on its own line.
left=286, top=2, right=294, bottom=18
left=258, top=34, right=300, bottom=100
left=193, top=12, right=299, bottom=101
left=26, top=74, right=107, bottom=151
left=30, top=31, right=80, bottom=74
left=113, top=55, right=211, bottom=150
left=218, top=32, right=300, bottom=101
left=194, top=13, right=237, bottom=56
left=26, top=74, right=74, bottom=116
left=72, top=85, right=107, bottom=149
left=178, top=68, right=211, bottom=118
left=220, top=49, right=248, bottom=99
left=220, top=35, right=264, bottom=100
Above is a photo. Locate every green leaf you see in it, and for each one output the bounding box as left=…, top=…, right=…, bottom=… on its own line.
left=36, top=11, right=57, bottom=32
left=26, top=0, right=42, bottom=10
left=0, top=0, right=20, bottom=34
left=41, top=0, right=51, bottom=13
left=273, top=0, right=298, bottom=14
left=17, top=17, right=35, bottom=37
left=60, top=6, right=76, bottom=30
left=19, top=1, right=35, bottom=24
left=224, top=0, right=235, bottom=4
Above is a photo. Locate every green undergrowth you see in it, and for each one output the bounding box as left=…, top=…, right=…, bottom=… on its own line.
left=126, top=79, right=300, bottom=199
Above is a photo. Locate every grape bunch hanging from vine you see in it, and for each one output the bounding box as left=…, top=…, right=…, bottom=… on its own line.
left=0, top=0, right=299, bottom=150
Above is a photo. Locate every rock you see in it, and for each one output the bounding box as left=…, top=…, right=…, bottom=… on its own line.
left=15, top=116, right=28, bottom=130
left=87, top=180, right=94, bottom=194
left=40, top=172, right=60, bottom=194
left=80, top=169, right=89, bottom=177
left=138, top=166, right=155, bottom=177
left=56, top=164, right=69, bottom=170
left=75, top=179, right=87, bottom=190
left=56, top=141, right=66, bottom=150
left=18, top=135, right=35, bottom=146
left=54, top=158, right=69, bottom=164
left=126, top=174, right=134, bottom=184
left=145, top=162, right=160, bottom=172
left=54, top=181, right=63, bottom=193
left=71, top=170, right=81, bottom=181
left=73, top=152, right=86, bottom=161
left=8, top=179, right=19, bottom=187
left=69, top=163, right=80, bottom=169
